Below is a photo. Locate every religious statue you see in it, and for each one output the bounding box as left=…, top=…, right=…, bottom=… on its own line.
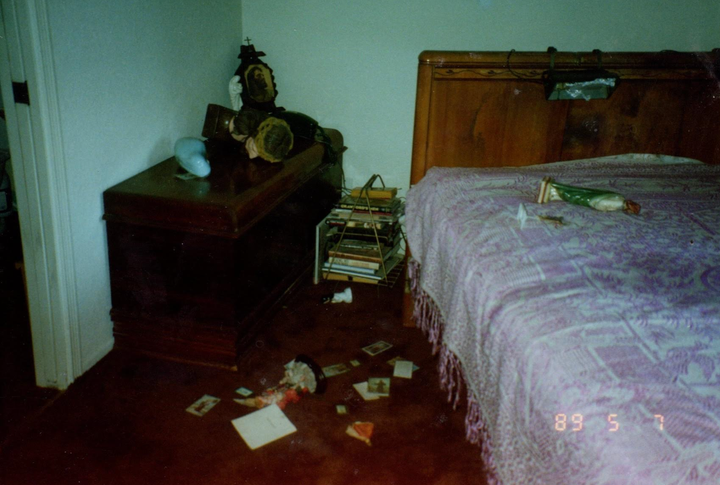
left=537, top=176, right=641, bottom=214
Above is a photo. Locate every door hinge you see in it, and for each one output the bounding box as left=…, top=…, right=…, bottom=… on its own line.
left=12, top=81, right=30, bottom=105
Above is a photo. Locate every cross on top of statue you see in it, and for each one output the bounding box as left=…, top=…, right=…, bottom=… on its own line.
left=239, top=38, right=265, bottom=59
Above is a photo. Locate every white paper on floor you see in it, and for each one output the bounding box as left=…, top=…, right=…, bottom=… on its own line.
left=231, top=403, right=297, bottom=450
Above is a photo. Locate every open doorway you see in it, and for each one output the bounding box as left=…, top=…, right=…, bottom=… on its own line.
left=0, top=83, right=58, bottom=444
left=0, top=0, right=85, bottom=393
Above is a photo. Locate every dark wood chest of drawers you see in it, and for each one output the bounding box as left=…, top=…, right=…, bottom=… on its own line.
left=103, top=130, right=343, bottom=367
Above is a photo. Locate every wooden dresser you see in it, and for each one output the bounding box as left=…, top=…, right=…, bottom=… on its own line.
left=103, top=130, right=343, bottom=368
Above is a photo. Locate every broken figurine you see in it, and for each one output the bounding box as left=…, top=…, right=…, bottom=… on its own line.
left=235, top=355, right=326, bottom=410
left=537, top=176, right=641, bottom=214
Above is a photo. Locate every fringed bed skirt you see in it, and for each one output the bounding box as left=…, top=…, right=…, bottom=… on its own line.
left=408, top=259, right=500, bottom=484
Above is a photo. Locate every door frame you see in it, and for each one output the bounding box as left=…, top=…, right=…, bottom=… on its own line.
left=0, top=0, right=81, bottom=389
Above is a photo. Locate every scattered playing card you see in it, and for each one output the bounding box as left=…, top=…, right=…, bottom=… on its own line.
left=362, top=340, right=393, bottom=356
left=235, top=387, right=253, bottom=397
left=322, top=363, right=350, bottom=377
left=367, top=377, right=390, bottom=396
left=346, top=421, right=374, bottom=446
left=350, top=360, right=361, bottom=367
left=393, top=360, right=414, bottom=379
left=336, top=404, right=348, bottom=415
left=186, top=394, right=220, bottom=416
left=231, top=404, right=297, bottom=450
left=387, top=356, right=419, bottom=372
left=353, top=382, right=381, bottom=401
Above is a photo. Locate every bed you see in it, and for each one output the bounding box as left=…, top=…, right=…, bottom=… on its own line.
left=405, top=50, right=720, bottom=484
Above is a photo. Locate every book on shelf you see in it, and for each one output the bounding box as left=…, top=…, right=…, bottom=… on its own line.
left=317, top=221, right=400, bottom=284
left=322, top=253, right=404, bottom=282
left=325, top=218, right=392, bottom=229
left=328, top=242, right=401, bottom=265
left=327, top=231, right=396, bottom=250
left=322, top=261, right=376, bottom=274
left=322, top=272, right=381, bottom=285
left=349, top=187, right=398, bottom=200
left=329, top=222, right=399, bottom=239
left=325, top=257, right=380, bottom=270
left=326, top=232, right=401, bottom=254
left=336, top=195, right=401, bottom=213
left=333, top=206, right=399, bottom=216
left=327, top=231, right=396, bottom=245
left=328, top=208, right=398, bottom=223
left=316, top=178, right=405, bottom=286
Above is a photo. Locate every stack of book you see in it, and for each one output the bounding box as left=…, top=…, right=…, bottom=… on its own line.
left=320, top=186, right=404, bottom=285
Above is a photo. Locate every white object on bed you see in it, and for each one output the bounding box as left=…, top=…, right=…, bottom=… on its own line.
left=516, top=203, right=528, bottom=229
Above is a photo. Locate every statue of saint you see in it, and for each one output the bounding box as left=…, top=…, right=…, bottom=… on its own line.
left=537, top=176, right=640, bottom=214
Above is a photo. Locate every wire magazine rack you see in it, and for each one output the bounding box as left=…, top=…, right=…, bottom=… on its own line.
left=322, top=174, right=406, bottom=288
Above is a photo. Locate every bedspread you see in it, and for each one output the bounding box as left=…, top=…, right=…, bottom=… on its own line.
left=406, top=155, right=720, bottom=485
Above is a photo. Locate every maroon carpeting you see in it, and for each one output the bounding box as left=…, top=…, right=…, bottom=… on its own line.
left=0, top=277, right=488, bottom=485
left=0, top=214, right=60, bottom=445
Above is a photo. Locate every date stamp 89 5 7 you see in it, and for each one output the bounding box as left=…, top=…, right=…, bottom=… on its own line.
left=554, top=413, right=665, bottom=432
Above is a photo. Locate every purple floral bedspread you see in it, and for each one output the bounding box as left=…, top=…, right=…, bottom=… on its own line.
left=406, top=155, right=720, bottom=484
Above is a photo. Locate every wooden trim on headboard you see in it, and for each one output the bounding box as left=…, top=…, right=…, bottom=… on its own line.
left=410, top=49, right=720, bottom=184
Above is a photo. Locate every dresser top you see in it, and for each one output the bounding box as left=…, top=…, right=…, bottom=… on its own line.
left=103, top=128, right=342, bottom=238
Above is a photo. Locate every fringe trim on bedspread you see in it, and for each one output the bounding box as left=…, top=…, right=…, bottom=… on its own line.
left=408, top=258, right=501, bottom=485
left=408, top=259, right=465, bottom=407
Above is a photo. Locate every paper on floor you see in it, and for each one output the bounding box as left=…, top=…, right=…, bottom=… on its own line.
left=362, top=340, right=393, bottom=356
left=353, top=382, right=381, bottom=401
left=393, top=360, right=414, bottom=379
left=231, top=404, right=297, bottom=450
left=367, top=377, right=390, bottom=397
left=387, top=356, right=419, bottom=372
left=186, top=394, right=220, bottom=417
left=322, top=363, right=350, bottom=377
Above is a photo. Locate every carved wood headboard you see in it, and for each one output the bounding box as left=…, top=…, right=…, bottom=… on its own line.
left=410, top=50, right=720, bottom=184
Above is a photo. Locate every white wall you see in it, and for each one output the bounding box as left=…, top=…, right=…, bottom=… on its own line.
left=242, top=0, right=720, bottom=191
left=0, top=89, right=12, bottom=205
left=44, top=0, right=242, bottom=371
left=0, top=91, right=8, bottom=151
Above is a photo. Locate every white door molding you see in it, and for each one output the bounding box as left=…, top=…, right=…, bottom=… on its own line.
left=0, top=0, right=81, bottom=389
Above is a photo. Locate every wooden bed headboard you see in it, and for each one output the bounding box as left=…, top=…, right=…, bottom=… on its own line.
left=410, top=49, right=720, bottom=184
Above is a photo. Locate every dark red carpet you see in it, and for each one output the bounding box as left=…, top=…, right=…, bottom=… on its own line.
left=0, top=275, right=488, bottom=484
